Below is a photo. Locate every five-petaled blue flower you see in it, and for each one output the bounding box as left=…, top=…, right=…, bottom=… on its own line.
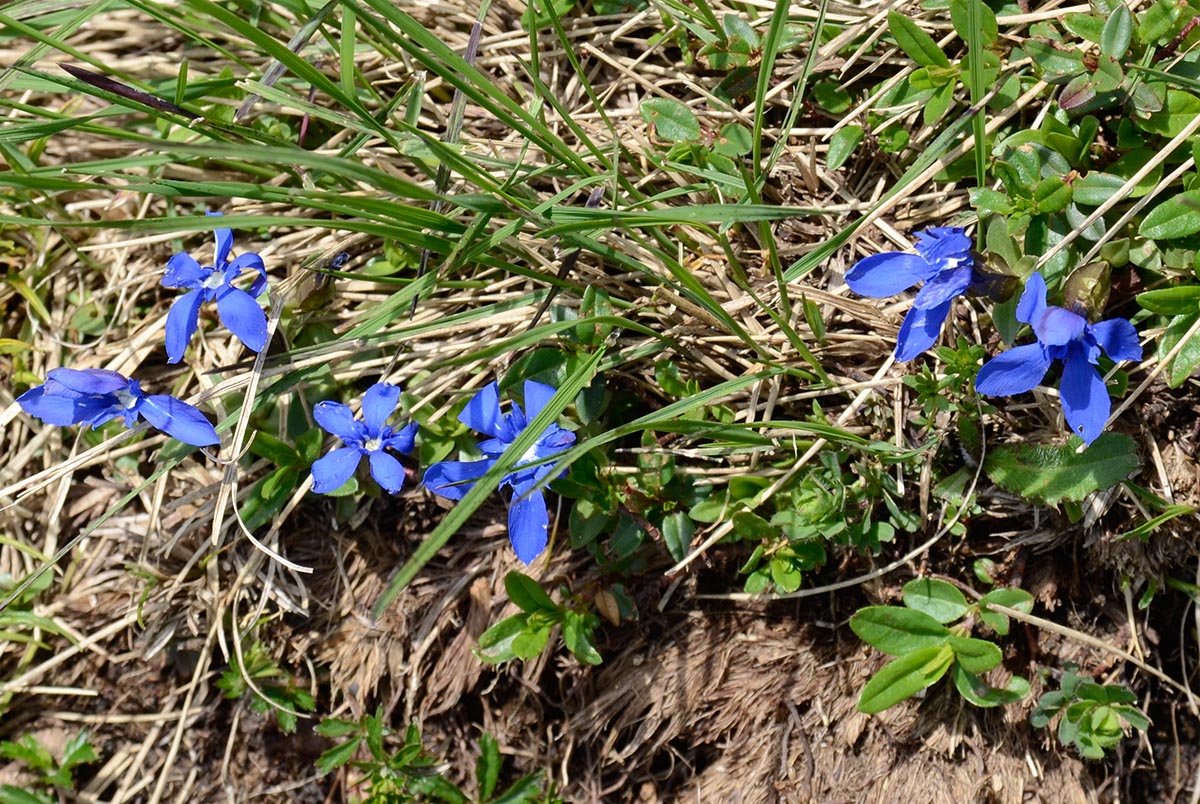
left=423, top=381, right=576, bottom=565
left=310, top=383, right=418, bottom=495
left=18, top=368, right=219, bottom=446
left=162, top=212, right=269, bottom=363
left=845, top=226, right=978, bottom=361
left=975, top=272, right=1141, bottom=445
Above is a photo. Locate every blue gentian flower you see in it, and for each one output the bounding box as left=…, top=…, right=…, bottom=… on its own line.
left=975, top=272, right=1141, bottom=445
left=18, top=368, right=219, bottom=446
left=423, top=381, right=576, bottom=564
left=162, top=213, right=269, bottom=363
left=310, top=383, right=418, bottom=494
left=845, top=226, right=977, bottom=361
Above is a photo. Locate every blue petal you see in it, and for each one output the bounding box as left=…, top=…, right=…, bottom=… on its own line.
left=523, top=380, right=558, bottom=421
left=424, top=459, right=493, bottom=500
left=212, top=224, right=233, bottom=266
left=845, top=252, right=936, bottom=297
left=45, top=368, right=128, bottom=396
left=384, top=421, right=419, bottom=455
left=1015, top=272, right=1047, bottom=325
left=1032, top=306, right=1086, bottom=347
left=912, top=262, right=973, bottom=310
left=139, top=394, right=220, bottom=446
left=975, top=342, right=1052, bottom=396
left=163, top=252, right=207, bottom=289
left=368, top=450, right=407, bottom=494
left=311, top=446, right=362, bottom=493
left=536, top=423, right=576, bottom=451
left=912, top=227, right=971, bottom=265
left=226, top=252, right=268, bottom=298
left=18, top=386, right=87, bottom=426
left=1059, top=342, right=1110, bottom=445
left=894, top=298, right=952, bottom=362
left=165, top=288, right=204, bottom=364
left=313, top=401, right=364, bottom=443
left=215, top=286, right=268, bottom=353
left=508, top=480, right=549, bottom=564
left=459, top=382, right=504, bottom=436
left=1091, top=318, right=1142, bottom=363
left=361, top=383, right=401, bottom=436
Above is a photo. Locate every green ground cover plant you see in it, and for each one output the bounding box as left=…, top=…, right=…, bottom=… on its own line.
left=2, top=0, right=1200, bottom=799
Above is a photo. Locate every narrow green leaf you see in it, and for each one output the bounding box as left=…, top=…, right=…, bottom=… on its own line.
left=902, top=578, right=969, bottom=623
left=950, top=0, right=998, bottom=46
left=477, top=732, right=501, bottom=800
left=315, top=736, right=362, bottom=775
left=983, top=433, right=1140, bottom=505
left=1157, top=312, right=1200, bottom=387
left=849, top=606, right=952, bottom=655
left=887, top=11, right=951, bottom=68
left=858, top=644, right=955, bottom=714
left=826, top=125, right=864, bottom=171
left=1137, top=285, right=1200, bottom=316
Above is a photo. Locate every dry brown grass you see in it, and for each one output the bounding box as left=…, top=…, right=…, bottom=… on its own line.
left=1, top=0, right=1198, bottom=802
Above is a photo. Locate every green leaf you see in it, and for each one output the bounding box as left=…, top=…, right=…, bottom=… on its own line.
left=561, top=610, right=603, bottom=665
left=950, top=0, right=999, bottom=46
left=1059, top=72, right=1097, bottom=110
left=1157, top=312, right=1200, bottom=387
left=314, top=718, right=360, bottom=738
left=857, top=644, right=955, bottom=714
left=887, top=11, right=951, bottom=68
left=948, top=635, right=1003, bottom=673
left=477, top=732, right=501, bottom=800
left=923, top=80, right=956, bottom=126
left=826, top=125, right=864, bottom=171
left=0, top=786, right=52, bottom=804
left=1113, top=704, right=1151, bottom=731
left=1137, top=285, right=1200, bottom=315
left=504, top=571, right=558, bottom=614
left=1140, top=189, right=1200, bottom=239
left=315, top=736, right=362, bottom=775
left=511, top=624, right=553, bottom=660
left=983, top=433, right=1140, bottom=505
left=901, top=578, right=969, bottom=623
left=249, top=430, right=301, bottom=466
left=712, top=122, right=752, bottom=157
left=660, top=512, right=694, bottom=563
left=476, top=613, right=531, bottom=664
left=1143, top=90, right=1200, bottom=137
left=978, top=588, right=1034, bottom=635
left=952, top=665, right=1031, bottom=707
left=640, top=97, right=701, bottom=143
left=849, top=606, right=952, bottom=655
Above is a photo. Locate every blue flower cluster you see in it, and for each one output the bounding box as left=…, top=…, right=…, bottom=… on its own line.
left=18, top=214, right=578, bottom=565
left=305, top=380, right=573, bottom=564
left=17, top=217, right=580, bottom=564
left=19, top=213, right=269, bottom=447
left=845, top=227, right=1141, bottom=445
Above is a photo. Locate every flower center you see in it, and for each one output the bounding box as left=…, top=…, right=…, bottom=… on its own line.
left=202, top=270, right=226, bottom=291
left=364, top=437, right=382, bottom=452
left=114, top=388, right=139, bottom=410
